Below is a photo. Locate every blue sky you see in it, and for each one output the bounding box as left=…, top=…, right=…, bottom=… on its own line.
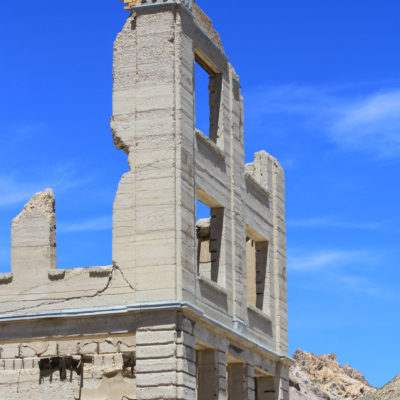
left=1, top=0, right=399, bottom=388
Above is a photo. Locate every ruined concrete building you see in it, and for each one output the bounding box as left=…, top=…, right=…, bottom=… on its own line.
left=0, top=0, right=290, bottom=399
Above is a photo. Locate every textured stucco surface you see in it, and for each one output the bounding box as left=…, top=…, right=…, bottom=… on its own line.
left=0, top=1, right=290, bottom=399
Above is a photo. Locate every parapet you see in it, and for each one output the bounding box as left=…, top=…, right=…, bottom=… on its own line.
left=121, top=0, right=193, bottom=10
left=120, top=0, right=224, bottom=52
left=11, top=189, right=56, bottom=282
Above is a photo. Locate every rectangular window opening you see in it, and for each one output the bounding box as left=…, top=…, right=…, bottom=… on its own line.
left=194, top=54, right=222, bottom=143
left=196, top=198, right=223, bottom=284
left=255, top=375, right=276, bottom=400
left=246, top=235, right=268, bottom=310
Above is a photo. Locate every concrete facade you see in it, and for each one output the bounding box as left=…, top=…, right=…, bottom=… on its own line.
left=0, top=1, right=291, bottom=398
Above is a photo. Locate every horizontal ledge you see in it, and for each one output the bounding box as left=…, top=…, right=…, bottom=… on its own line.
left=88, top=267, right=113, bottom=278
left=0, top=300, right=294, bottom=366
left=130, top=1, right=192, bottom=13
left=247, top=303, right=272, bottom=323
left=198, top=274, right=228, bottom=296
left=0, top=301, right=203, bottom=323
left=245, top=173, right=270, bottom=199
left=48, top=266, right=113, bottom=281
left=195, top=129, right=225, bottom=159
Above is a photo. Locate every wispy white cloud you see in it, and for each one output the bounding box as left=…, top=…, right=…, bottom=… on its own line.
left=0, top=122, right=47, bottom=148
left=330, top=89, right=400, bottom=158
left=0, top=176, right=40, bottom=208
left=245, top=84, right=333, bottom=117
left=0, top=164, right=91, bottom=208
left=59, top=216, right=112, bottom=233
left=288, top=249, right=366, bottom=272
left=245, top=84, right=400, bottom=159
left=338, top=275, right=386, bottom=298
left=288, top=248, right=388, bottom=298
left=288, top=216, right=381, bottom=230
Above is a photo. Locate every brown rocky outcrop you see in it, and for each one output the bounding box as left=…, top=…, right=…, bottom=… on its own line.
left=290, top=350, right=376, bottom=400
left=358, top=374, right=400, bottom=400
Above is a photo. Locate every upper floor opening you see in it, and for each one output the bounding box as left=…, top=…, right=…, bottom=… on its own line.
left=194, top=50, right=222, bottom=146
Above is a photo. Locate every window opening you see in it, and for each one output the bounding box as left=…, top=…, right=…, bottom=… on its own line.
left=194, top=54, right=222, bottom=143
left=196, top=198, right=223, bottom=284
left=246, top=237, right=268, bottom=310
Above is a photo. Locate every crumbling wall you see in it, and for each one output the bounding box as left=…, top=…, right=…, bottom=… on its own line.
left=111, top=5, right=186, bottom=304
left=11, top=189, right=56, bottom=283
left=0, top=189, right=136, bottom=316
left=0, top=1, right=291, bottom=399
left=0, top=335, right=136, bottom=400
left=245, top=152, right=288, bottom=356
left=192, top=1, right=224, bottom=52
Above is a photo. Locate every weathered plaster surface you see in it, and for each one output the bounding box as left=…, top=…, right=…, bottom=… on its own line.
left=0, top=1, right=290, bottom=399
left=0, top=335, right=136, bottom=400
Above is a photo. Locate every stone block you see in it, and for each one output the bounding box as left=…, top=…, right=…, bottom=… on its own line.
left=136, top=343, right=176, bottom=360
left=14, top=359, right=23, bottom=370
left=93, top=355, right=104, bottom=367
left=58, top=340, right=79, bottom=355
left=98, top=340, right=116, bottom=354
left=40, top=342, right=58, bottom=357
left=135, top=356, right=176, bottom=373
left=80, top=341, right=99, bottom=355
left=22, top=358, right=36, bottom=370
left=176, top=331, right=195, bottom=349
left=19, top=345, right=36, bottom=358
left=4, top=359, right=14, bottom=370
left=137, top=330, right=176, bottom=345
left=0, top=343, right=19, bottom=359
left=176, top=385, right=197, bottom=400
left=177, top=358, right=196, bottom=377
left=177, top=371, right=196, bottom=390
left=137, top=371, right=177, bottom=387
left=136, top=385, right=177, bottom=399
left=176, top=343, right=196, bottom=362
left=103, top=354, right=117, bottom=367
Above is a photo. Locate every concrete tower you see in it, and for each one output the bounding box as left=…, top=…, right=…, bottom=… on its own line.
left=0, top=1, right=291, bottom=399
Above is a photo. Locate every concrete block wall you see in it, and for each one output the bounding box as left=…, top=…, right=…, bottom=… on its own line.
left=112, top=7, right=182, bottom=303
left=11, top=189, right=56, bottom=283
left=245, top=152, right=288, bottom=355
left=0, top=1, right=291, bottom=399
left=135, top=314, right=197, bottom=399
left=0, top=334, right=136, bottom=399
left=227, top=363, right=256, bottom=400
left=0, top=308, right=290, bottom=399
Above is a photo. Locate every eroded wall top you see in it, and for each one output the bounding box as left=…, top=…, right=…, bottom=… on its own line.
left=120, top=0, right=224, bottom=52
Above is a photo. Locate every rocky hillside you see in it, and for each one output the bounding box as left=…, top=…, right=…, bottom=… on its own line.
left=358, top=374, right=400, bottom=400
left=289, top=350, right=376, bottom=400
